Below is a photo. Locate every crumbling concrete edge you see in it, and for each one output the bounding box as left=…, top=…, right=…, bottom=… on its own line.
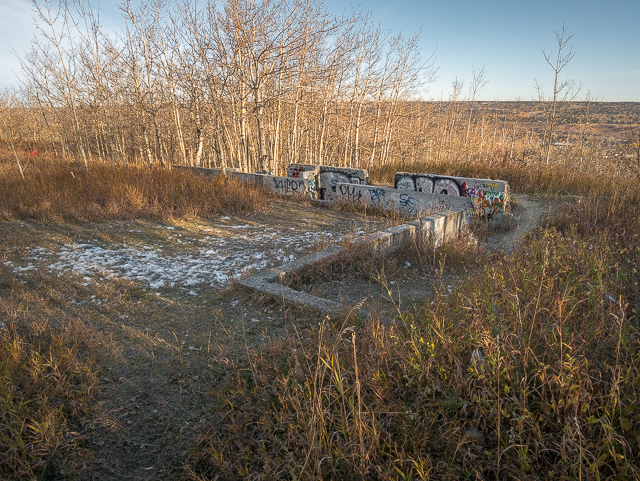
left=237, top=209, right=467, bottom=318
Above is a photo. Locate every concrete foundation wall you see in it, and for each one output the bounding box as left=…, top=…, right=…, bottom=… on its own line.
left=287, top=164, right=369, bottom=201
left=173, top=165, right=467, bottom=317
left=286, top=164, right=320, bottom=178
left=174, top=165, right=482, bottom=218
left=174, top=166, right=313, bottom=197
left=174, top=166, right=228, bottom=178
left=238, top=209, right=467, bottom=316
left=395, top=172, right=509, bottom=215
left=334, top=183, right=471, bottom=217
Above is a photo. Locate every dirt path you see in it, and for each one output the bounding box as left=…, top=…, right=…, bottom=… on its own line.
left=483, top=194, right=570, bottom=250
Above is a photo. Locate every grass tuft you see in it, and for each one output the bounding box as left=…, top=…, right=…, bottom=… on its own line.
left=0, top=275, right=98, bottom=479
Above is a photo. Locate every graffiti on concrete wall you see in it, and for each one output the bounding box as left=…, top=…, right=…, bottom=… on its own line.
left=433, top=178, right=461, bottom=196
left=319, top=166, right=367, bottom=200
left=321, top=172, right=351, bottom=201
left=395, top=172, right=508, bottom=215
left=273, top=177, right=308, bottom=195
left=287, top=164, right=368, bottom=200
left=462, top=183, right=505, bottom=215
left=368, top=188, right=386, bottom=205
left=337, top=184, right=363, bottom=203
left=416, top=177, right=433, bottom=193
left=395, top=176, right=414, bottom=191
left=335, top=183, right=470, bottom=217
left=287, top=164, right=318, bottom=178
left=174, top=165, right=472, bottom=217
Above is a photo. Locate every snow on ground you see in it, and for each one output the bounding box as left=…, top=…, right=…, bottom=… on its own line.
left=9, top=225, right=342, bottom=292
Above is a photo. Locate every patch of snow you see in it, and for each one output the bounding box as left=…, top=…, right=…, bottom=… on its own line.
left=11, top=223, right=341, bottom=292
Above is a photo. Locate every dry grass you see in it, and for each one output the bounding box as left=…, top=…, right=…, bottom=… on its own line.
left=284, top=224, right=481, bottom=297
left=2, top=152, right=640, bottom=478
left=187, top=196, right=640, bottom=480
left=0, top=160, right=270, bottom=223
left=0, top=266, right=98, bottom=479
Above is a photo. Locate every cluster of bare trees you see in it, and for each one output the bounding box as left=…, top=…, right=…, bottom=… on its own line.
left=9, top=0, right=434, bottom=174
left=1, top=3, right=626, bottom=175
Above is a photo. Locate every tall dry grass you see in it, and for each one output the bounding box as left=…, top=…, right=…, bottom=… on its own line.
left=0, top=269, right=98, bottom=479
left=0, top=160, right=270, bottom=223
left=188, top=197, right=640, bottom=480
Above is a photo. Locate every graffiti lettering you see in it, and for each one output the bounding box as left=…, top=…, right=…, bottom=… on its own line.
left=273, top=178, right=304, bottom=195
left=339, top=184, right=362, bottom=202
left=308, top=178, right=317, bottom=199
left=415, top=177, right=433, bottom=193
left=434, top=179, right=461, bottom=196
left=396, top=176, right=415, bottom=191
left=398, top=194, right=419, bottom=215
left=394, top=171, right=508, bottom=215
left=368, top=188, right=386, bottom=204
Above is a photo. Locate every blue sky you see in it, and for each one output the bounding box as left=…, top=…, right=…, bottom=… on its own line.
left=2, top=0, right=638, bottom=100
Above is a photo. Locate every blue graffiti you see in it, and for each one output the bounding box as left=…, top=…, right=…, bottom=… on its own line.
left=399, top=193, right=418, bottom=210
left=308, top=178, right=317, bottom=198
left=339, top=184, right=362, bottom=202
left=369, top=189, right=386, bottom=204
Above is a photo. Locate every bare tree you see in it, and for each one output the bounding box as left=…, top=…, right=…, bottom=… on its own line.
left=119, top=0, right=168, bottom=167
left=13, top=0, right=455, bottom=173
left=463, top=65, right=488, bottom=160
left=24, top=0, right=89, bottom=168
left=534, top=22, right=580, bottom=165
left=0, top=90, right=26, bottom=180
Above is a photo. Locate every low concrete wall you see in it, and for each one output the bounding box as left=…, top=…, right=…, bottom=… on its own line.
left=334, top=183, right=471, bottom=217
left=174, top=166, right=229, bottom=178
left=287, top=164, right=369, bottom=201
left=238, top=209, right=466, bottom=315
left=394, top=172, right=509, bottom=215
left=174, top=164, right=467, bottom=317
left=174, top=166, right=313, bottom=197
left=175, top=165, right=484, bottom=217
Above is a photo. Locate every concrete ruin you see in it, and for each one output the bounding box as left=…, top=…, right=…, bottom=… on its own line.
left=172, top=164, right=483, bottom=315
left=394, top=172, right=509, bottom=215
left=238, top=209, right=467, bottom=316
left=287, top=164, right=368, bottom=201
left=174, top=166, right=314, bottom=197
left=176, top=165, right=509, bottom=219
left=333, top=183, right=471, bottom=217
